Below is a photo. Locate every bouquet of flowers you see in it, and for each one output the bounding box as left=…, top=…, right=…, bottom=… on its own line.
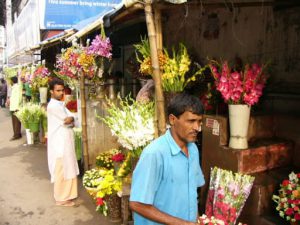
left=99, top=96, right=155, bottom=157
left=19, top=66, right=33, bottom=84
left=83, top=168, right=107, bottom=189
left=134, top=38, right=206, bottom=92
left=161, top=43, right=206, bottom=92
left=15, top=103, right=46, bottom=125
left=66, top=100, right=78, bottom=113
left=56, top=41, right=96, bottom=80
left=272, top=171, right=300, bottom=222
left=3, top=66, right=19, bottom=79
left=96, top=150, right=115, bottom=170
left=30, top=65, right=50, bottom=91
left=95, top=169, right=122, bottom=216
left=56, top=27, right=112, bottom=85
left=198, top=215, right=247, bottom=225
left=209, top=61, right=268, bottom=106
left=134, top=37, right=167, bottom=78
left=205, top=167, right=255, bottom=225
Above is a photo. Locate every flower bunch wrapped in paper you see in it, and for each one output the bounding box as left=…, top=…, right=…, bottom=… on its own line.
left=205, top=167, right=255, bottom=225
left=198, top=214, right=247, bottom=225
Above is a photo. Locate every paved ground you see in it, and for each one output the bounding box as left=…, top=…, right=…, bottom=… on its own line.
left=0, top=108, right=117, bottom=225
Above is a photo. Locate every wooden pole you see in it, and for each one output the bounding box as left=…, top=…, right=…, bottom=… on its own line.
left=144, top=0, right=166, bottom=136
left=79, top=39, right=89, bottom=171
left=154, top=7, right=163, bottom=53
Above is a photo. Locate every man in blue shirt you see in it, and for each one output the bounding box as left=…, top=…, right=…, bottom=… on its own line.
left=130, top=93, right=205, bottom=225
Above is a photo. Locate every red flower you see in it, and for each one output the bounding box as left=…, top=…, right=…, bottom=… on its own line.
left=295, top=213, right=300, bottom=221
left=285, top=208, right=294, bottom=216
left=297, top=173, right=300, bottom=178
left=66, top=100, right=78, bottom=112
left=111, top=153, right=125, bottom=162
left=96, top=197, right=104, bottom=206
left=282, top=180, right=290, bottom=186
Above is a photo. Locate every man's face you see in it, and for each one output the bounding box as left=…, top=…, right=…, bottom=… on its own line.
left=169, top=111, right=203, bottom=144
left=50, top=84, right=64, bottom=101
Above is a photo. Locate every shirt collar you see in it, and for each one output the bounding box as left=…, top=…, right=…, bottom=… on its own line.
left=165, top=129, right=183, bottom=156
left=165, top=129, right=194, bottom=156
left=51, top=98, right=64, bottom=106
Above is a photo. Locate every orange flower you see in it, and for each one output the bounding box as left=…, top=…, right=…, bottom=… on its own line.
left=292, top=190, right=299, bottom=198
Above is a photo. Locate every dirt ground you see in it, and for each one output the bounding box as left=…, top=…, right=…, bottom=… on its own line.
left=0, top=108, right=118, bottom=225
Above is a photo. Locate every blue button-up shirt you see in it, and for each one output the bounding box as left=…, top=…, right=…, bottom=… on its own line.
left=130, top=129, right=205, bottom=225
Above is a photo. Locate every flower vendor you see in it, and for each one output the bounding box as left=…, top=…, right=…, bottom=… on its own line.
left=47, top=78, right=79, bottom=207
left=130, top=93, right=205, bottom=225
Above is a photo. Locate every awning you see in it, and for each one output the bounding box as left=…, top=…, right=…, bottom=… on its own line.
left=28, top=28, right=76, bottom=51
left=66, top=0, right=187, bottom=42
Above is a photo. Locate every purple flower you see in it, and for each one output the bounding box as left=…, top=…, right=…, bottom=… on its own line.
left=88, top=35, right=112, bottom=59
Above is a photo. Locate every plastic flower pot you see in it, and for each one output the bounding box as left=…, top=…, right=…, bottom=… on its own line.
left=39, top=87, right=48, bottom=104
left=25, top=129, right=34, bottom=145
left=228, top=104, right=251, bottom=149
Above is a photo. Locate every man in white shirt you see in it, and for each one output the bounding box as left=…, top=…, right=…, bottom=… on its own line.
left=47, top=79, right=79, bottom=207
left=7, top=76, right=22, bottom=141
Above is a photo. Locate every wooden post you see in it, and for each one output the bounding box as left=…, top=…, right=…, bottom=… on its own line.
left=79, top=39, right=89, bottom=171
left=144, top=0, right=166, bottom=136
left=154, top=7, right=163, bottom=53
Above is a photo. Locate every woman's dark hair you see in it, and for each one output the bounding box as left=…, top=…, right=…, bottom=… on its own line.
left=49, top=78, right=64, bottom=91
left=167, top=93, right=204, bottom=117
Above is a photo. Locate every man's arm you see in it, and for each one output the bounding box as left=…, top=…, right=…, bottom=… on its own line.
left=129, top=201, right=198, bottom=225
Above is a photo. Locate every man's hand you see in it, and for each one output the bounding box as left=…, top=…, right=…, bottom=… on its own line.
left=64, top=117, right=74, bottom=125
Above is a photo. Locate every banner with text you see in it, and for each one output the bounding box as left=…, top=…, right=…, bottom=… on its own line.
left=41, top=0, right=121, bottom=30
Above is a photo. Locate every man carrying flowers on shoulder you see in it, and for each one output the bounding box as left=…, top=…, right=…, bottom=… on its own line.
left=47, top=78, right=79, bottom=207
left=130, top=93, right=205, bottom=225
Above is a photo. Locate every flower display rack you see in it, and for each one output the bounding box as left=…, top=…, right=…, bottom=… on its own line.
left=200, top=114, right=296, bottom=225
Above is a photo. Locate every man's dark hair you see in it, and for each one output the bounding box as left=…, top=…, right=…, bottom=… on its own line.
left=0, top=78, right=4, bottom=84
left=167, top=93, right=204, bottom=118
left=49, top=78, right=64, bottom=91
left=11, top=76, right=18, bottom=84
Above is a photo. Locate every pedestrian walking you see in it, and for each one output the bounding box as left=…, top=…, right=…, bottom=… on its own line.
left=47, top=78, right=79, bottom=207
left=129, top=93, right=205, bottom=225
left=0, top=78, right=7, bottom=107
left=6, top=76, right=22, bottom=141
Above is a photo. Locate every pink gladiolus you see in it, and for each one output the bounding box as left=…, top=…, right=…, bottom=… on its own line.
left=209, top=61, right=267, bottom=106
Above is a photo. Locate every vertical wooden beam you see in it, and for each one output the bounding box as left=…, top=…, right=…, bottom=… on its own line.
left=154, top=7, right=163, bottom=53
left=79, top=38, right=89, bottom=171
left=144, top=0, right=166, bottom=136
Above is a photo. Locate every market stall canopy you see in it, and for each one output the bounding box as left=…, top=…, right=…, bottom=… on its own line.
left=28, top=29, right=76, bottom=51
left=66, top=0, right=187, bottom=42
